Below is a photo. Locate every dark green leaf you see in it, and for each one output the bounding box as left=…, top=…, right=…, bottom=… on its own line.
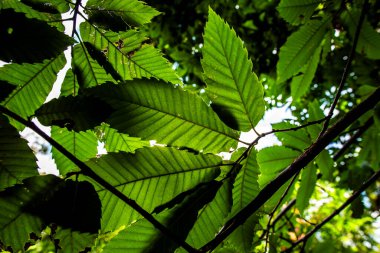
left=277, top=0, right=323, bottom=25
left=21, top=0, right=69, bottom=14
left=296, top=165, right=317, bottom=213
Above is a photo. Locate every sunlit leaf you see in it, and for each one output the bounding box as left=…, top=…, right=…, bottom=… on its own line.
left=80, top=22, right=181, bottom=84
left=55, top=228, right=96, bottom=253
left=88, top=80, right=239, bottom=153
left=290, top=45, right=321, bottom=101
left=51, top=126, right=98, bottom=175
left=202, top=8, right=264, bottom=131
left=96, top=123, right=149, bottom=153
left=296, top=164, right=317, bottom=213
left=0, top=54, right=66, bottom=124
left=86, top=147, right=221, bottom=231
left=60, top=69, right=80, bottom=97
left=0, top=115, right=38, bottom=191
left=272, top=122, right=311, bottom=151
left=277, top=17, right=330, bottom=83
left=85, top=0, right=160, bottom=30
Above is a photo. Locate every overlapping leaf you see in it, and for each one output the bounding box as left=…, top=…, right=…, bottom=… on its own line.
left=277, top=0, right=323, bottom=25
left=60, top=69, right=79, bottom=97
left=96, top=123, right=149, bottom=153
left=36, top=95, right=113, bottom=131
left=21, top=0, right=69, bottom=14
left=0, top=115, right=38, bottom=191
left=88, top=80, right=239, bottom=153
left=51, top=126, right=98, bottom=175
left=202, top=8, right=264, bottom=131
left=80, top=22, right=180, bottom=84
left=86, top=147, right=222, bottom=231
left=272, top=122, right=311, bottom=151
left=277, top=17, right=330, bottom=83
left=0, top=54, right=66, bottom=122
left=85, top=0, right=160, bottom=30
left=296, top=164, right=317, bottom=213
left=55, top=228, right=96, bottom=253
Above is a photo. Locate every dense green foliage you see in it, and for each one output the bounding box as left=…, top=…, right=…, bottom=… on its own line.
left=0, top=0, right=379, bottom=252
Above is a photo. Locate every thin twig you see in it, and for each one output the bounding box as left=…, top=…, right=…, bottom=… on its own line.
left=0, top=106, right=199, bottom=253
left=284, top=168, right=380, bottom=252
left=333, top=117, right=374, bottom=161
left=319, top=0, right=369, bottom=136
left=71, top=0, right=82, bottom=38
left=199, top=87, right=380, bottom=252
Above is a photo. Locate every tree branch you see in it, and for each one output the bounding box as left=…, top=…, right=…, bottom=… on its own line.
left=199, top=87, right=380, bottom=252
left=319, top=0, right=369, bottom=135
left=0, top=106, right=199, bottom=253
left=284, top=168, right=380, bottom=252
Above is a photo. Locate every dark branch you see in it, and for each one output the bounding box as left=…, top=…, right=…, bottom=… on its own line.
left=0, top=106, right=199, bottom=253
left=319, top=0, right=369, bottom=135
left=333, top=117, right=374, bottom=161
left=284, top=168, right=380, bottom=252
left=199, top=87, right=380, bottom=252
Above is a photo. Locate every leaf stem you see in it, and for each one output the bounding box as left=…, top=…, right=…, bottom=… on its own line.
left=0, top=106, right=199, bottom=253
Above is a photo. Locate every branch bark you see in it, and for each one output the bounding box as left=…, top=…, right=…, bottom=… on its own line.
left=199, top=87, right=380, bottom=252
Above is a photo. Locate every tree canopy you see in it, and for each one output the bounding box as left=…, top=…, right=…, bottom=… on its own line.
left=0, top=0, right=379, bottom=252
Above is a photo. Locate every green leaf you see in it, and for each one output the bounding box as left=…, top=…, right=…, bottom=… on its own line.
left=72, top=43, right=118, bottom=89
left=35, top=95, right=113, bottom=131
left=0, top=115, right=38, bottom=191
left=96, top=123, right=149, bottom=153
left=80, top=22, right=181, bottom=84
left=228, top=150, right=260, bottom=252
left=0, top=54, right=66, bottom=123
left=55, top=228, right=96, bottom=253
left=257, top=146, right=300, bottom=187
left=290, top=45, right=321, bottom=101
left=296, top=165, right=317, bottom=213
left=277, top=0, right=323, bottom=25
left=103, top=181, right=222, bottom=253
left=88, top=80, right=239, bottom=153
left=182, top=180, right=232, bottom=249
left=202, top=8, right=264, bottom=131
left=0, top=9, right=73, bottom=63
left=51, top=126, right=98, bottom=175
left=60, top=69, right=79, bottom=97
left=21, top=0, right=69, bottom=14
left=85, top=0, right=160, bottom=30
left=342, top=8, right=380, bottom=60
left=86, top=147, right=222, bottom=231
left=272, top=122, right=311, bottom=151
left=277, top=17, right=331, bottom=83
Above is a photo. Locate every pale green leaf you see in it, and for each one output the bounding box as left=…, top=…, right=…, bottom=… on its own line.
left=257, top=146, right=300, bottom=187
left=51, top=126, right=98, bottom=175
left=296, top=165, right=317, bottom=213
left=277, top=0, right=323, bottom=25
left=291, top=45, right=321, bottom=101
left=0, top=54, right=66, bottom=122
left=88, top=80, right=239, bottom=153
left=342, top=9, right=380, bottom=59
left=85, top=0, right=160, bottom=29
left=80, top=22, right=181, bottom=84
left=86, top=147, right=221, bottom=231
left=96, top=123, right=149, bottom=153
left=60, top=69, right=80, bottom=97
left=0, top=115, right=38, bottom=191
left=202, top=8, right=264, bottom=131
left=277, top=17, right=331, bottom=83
left=55, top=228, right=96, bottom=253
left=272, top=122, right=311, bottom=151
left=227, top=150, right=260, bottom=252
